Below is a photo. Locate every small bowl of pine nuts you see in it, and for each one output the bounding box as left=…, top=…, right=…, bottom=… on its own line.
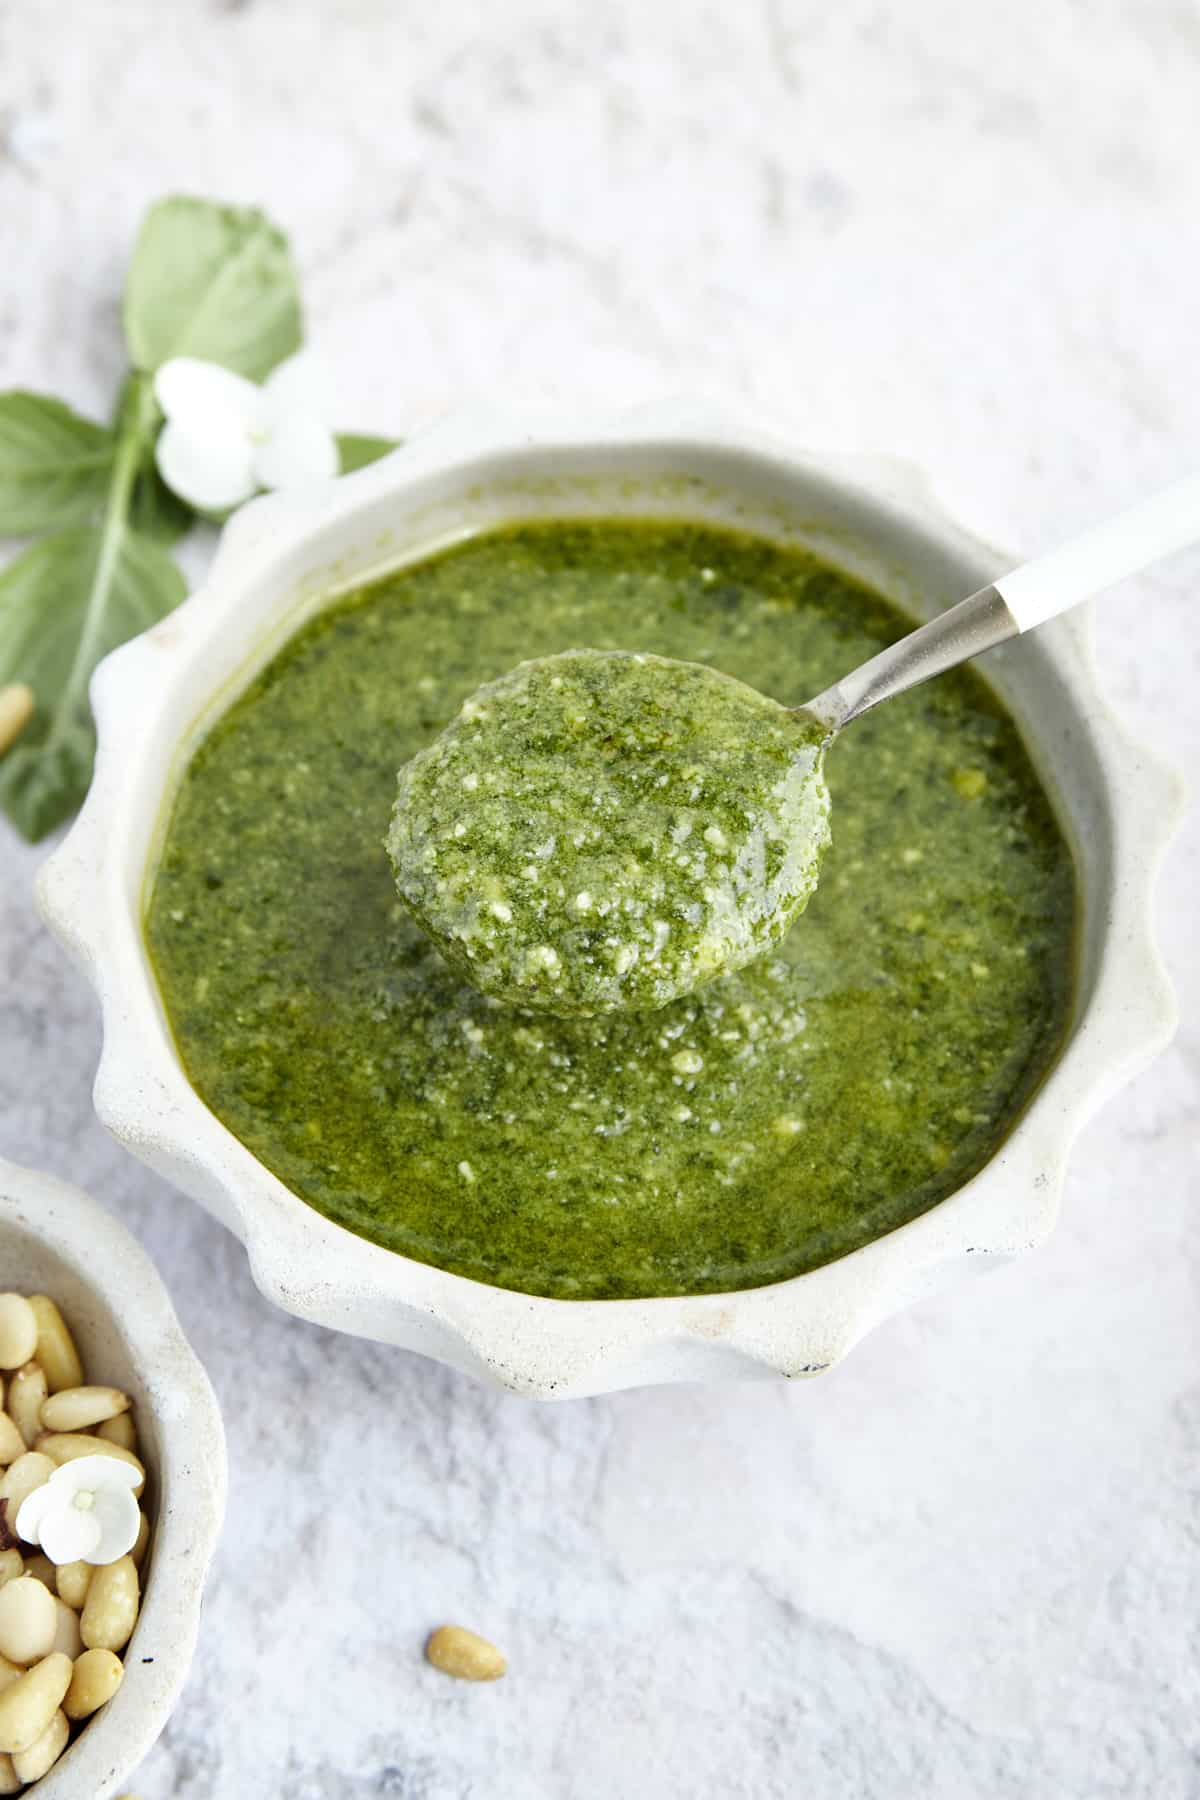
left=0, top=1157, right=225, bottom=1797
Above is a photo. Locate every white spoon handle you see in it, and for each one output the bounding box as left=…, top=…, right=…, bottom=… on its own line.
left=994, top=471, right=1200, bottom=631
left=801, top=471, right=1200, bottom=734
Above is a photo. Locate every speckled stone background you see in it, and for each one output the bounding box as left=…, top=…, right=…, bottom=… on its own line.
left=1, top=3, right=1198, bottom=1796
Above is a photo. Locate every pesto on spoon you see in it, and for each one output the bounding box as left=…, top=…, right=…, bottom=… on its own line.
left=390, top=469, right=1200, bottom=1013
left=387, top=649, right=830, bottom=1013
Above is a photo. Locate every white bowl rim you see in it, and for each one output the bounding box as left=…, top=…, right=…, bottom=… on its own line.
left=0, top=1154, right=227, bottom=1797
left=36, top=399, right=1185, bottom=1397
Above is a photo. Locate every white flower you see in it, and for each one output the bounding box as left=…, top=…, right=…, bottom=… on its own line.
left=154, top=352, right=339, bottom=512
left=16, top=1455, right=141, bottom=1566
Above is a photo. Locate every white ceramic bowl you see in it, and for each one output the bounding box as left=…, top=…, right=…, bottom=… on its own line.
left=0, top=1156, right=225, bottom=1797
left=38, top=405, right=1182, bottom=1398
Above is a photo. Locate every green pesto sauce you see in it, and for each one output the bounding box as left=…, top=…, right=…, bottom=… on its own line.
left=387, top=648, right=831, bottom=1013
left=145, top=519, right=1076, bottom=1301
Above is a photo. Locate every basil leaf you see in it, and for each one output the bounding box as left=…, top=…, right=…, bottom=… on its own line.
left=0, top=723, right=95, bottom=844
left=0, top=526, right=185, bottom=839
left=0, top=393, right=115, bottom=535
left=337, top=433, right=400, bottom=475
left=129, top=457, right=195, bottom=545
left=123, top=196, right=303, bottom=382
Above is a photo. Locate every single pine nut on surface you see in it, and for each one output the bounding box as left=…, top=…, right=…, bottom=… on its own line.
left=40, top=1385, right=131, bottom=1433
left=0, top=686, right=34, bottom=759
left=25, top=1300, right=83, bottom=1395
left=0, top=1652, right=72, bottom=1754
left=11, top=1704, right=68, bottom=1783
left=425, top=1624, right=507, bottom=1681
left=0, top=1300, right=36, bottom=1375
left=64, top=1647, right=123, bottom=1720
left=0, top=1578, right=56, bottom=1665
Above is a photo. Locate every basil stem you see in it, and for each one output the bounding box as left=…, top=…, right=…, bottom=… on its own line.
left=46, top=375, right=157, bottom=759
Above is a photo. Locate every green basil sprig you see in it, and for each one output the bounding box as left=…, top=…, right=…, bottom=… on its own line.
left=0, top=197, right=396, bottom=842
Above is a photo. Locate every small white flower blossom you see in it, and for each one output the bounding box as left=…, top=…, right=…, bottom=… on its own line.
left=16, top=1455, right=141, bottom=1566
left=154, top=352, right=339, bottom=512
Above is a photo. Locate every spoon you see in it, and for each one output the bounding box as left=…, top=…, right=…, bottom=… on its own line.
left=389, top=473, right=1197, bottom=1015
left=797, top=471, right=1200, bottom=734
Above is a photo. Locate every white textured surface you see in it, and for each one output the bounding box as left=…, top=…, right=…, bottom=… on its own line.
left=1, top=2, right=1197, bottom=1796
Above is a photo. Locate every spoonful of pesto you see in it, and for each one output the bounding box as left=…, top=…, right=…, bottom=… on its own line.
left=388, top=472, right=1200, bottom=1013
left=387, top=649, right=831, bottom=1014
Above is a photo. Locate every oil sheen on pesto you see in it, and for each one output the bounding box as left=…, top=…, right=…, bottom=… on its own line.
left=387, top=648, right=831, bottom=1013
left=145, top=519, right=1076, bottom=1301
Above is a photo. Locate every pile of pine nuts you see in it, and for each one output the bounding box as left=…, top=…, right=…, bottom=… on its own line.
left=0, top=1293, right=150, bottom=1790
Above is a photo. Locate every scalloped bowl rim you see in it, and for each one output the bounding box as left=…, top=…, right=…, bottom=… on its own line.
left=0, top=1156, right=226, bottom=1797
left=36, top=403, right=1184, bottom=1397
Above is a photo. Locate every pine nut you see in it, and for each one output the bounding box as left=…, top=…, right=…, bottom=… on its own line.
left=0, top=1652, right=71, bottom=1754
left=0, top=1423, right=22, bottom=1472
left=80, top=1557, right=139, bottom=1653
left=0, top=1559, right=20, bottom=1596
left=11, top=1705, right=68, bottom=1781
left=0, top=1752, right=18, bottom=1794
left=54, top=1562, right=92, bottom=1611
left=0, top=1657, right=20, bottom=1694
left=0, top=1510, right=22, bottom=1563
left=0, top=1580, right=55, bottom=1665
left=50, top=1600, right=81, bottom=1659
left=63, top=1647, right=123, bottom=1721
left=21, top=1557, right=54, bottom=1593
left=425, top=1624, right=507, bottom=1681
left=25, top=1301, right=83, bottom=1395
left=129, top=1508, right=150, bottom=1570
left=40, top=1386, right=131, bottom=1434
left=35, top=1433, right=145, bottom=1497
left=97, top=1411, right=138, bottom=1454
left=7, top=1365, right=47, bottom=1449
left=0, top=1453, right=54, bottom=1516
left=0, top=687, right=34, bottom=759
left=0, top=1304, right=36, bottom=1376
